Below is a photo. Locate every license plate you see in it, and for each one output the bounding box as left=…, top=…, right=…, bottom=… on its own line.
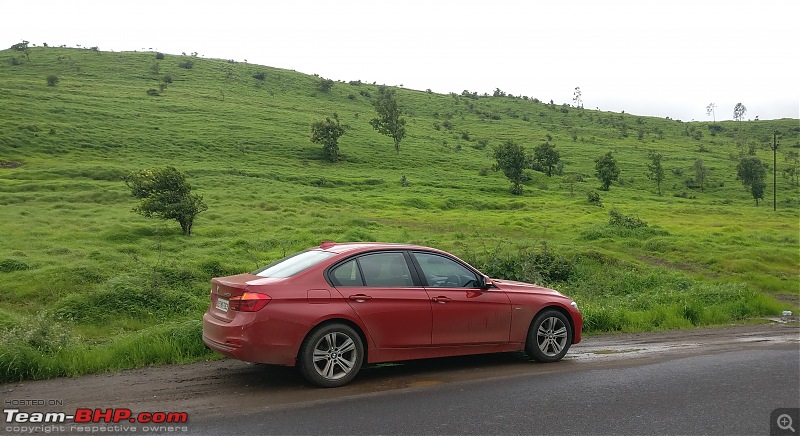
left=215, top=298, right=229, bottom=312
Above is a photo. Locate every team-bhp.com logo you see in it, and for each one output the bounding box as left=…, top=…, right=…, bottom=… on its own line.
left=5, top=408, right=188, bottom=424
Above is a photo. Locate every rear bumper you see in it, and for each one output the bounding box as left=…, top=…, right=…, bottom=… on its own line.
left=202, top=310, right=304, bottom=366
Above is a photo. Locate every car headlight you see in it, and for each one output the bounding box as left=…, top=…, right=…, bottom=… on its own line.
left=570, top=301, right=579, bottom=311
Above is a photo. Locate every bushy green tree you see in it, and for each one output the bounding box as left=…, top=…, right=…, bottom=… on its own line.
left=126, top=167, right=207, bottom=235
left=595, top=152, right=620, bottom=191
left=10, top=40, right=30, bottom=61
left=733, top=103, right=747, bottom=122
left=693, top=159, right=708, bottom=191
left=736, top=156, right=766, bottom=205
left=370, top=85, right=406, bottom=153
left=46, top=75, right=59, bottom=86
left=310, top=113, right=346, bottom=162
left=317, top=78, right=334, bottom=92
left=532, top=141, right=560, bottom=176
left=493, top=140, right=530, bottom=195
left=646, top=151, right=664, bottom=195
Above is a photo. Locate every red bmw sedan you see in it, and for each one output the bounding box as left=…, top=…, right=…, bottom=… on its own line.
left=202, top=242, right=582, bottom=387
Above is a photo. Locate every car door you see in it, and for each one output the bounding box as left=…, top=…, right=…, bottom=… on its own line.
left=411, top=251, right=512, bottom=345
left=329, top=251, right=432, bottom=349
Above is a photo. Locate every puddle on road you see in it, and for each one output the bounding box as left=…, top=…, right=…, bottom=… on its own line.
left=591, top=348, right=642, bottom=355
left=569, top=343, right=702, bottom=361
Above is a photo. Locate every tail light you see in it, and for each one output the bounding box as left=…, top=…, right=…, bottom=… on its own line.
left=229, top=292, right=271, bottom=312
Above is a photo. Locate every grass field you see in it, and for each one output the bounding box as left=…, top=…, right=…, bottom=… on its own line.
left=1, top=47, right=798, bottom=382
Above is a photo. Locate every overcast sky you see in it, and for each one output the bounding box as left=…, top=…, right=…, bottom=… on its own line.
left=3, top=0, right=798, bottom=121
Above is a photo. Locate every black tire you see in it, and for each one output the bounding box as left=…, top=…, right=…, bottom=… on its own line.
left=298, top=323, right=364, bottom=387
left=525, top=309, right=573, bottom=363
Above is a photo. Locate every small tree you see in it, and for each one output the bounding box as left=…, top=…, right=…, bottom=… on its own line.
left=532, top=141, right=560, bottom=176
left=310, top=113, right=346, bottom=162
left=733, top=103, right=747, bottom=122
left=126, top=167, right=208, bottom=235
left=46, top=75, right=59, bottom=86
left=693, top=159, right=708, bottom=191
left=493, top=140, right=529, bottom=195
left=646, top=151, right=664, bottom=195
left=784, top=151, right=799, bottom=186
left=10, top=40, right=30, bottom=61
left=370, top=85, right=406, bottom=153
left=736, top=156, right=766, bottom=205
left=594, top=152, right=620, bottom=191
left=317, top=78, right=334, bottom=92
left=573, top=86, right=583, bottom=108
left=705, top=103, right=716, bottom=122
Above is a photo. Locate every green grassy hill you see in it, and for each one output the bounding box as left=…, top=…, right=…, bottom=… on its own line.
left=1, top=47, right=798, bottom=381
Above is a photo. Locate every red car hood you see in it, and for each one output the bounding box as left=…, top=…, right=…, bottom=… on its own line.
left=491, top=279, right=567, bottom=297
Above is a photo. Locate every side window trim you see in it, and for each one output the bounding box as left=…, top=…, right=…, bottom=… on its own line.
left=328, top=258, right=364, bottom=287
left=409, top=251, right=480, bottom=288
left=325, top=250, right=423, bottom=288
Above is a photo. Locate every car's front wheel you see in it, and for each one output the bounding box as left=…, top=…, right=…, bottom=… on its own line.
left=525, top=309, right=573, bottom=363
left=298, top=323, right=364, bottom=387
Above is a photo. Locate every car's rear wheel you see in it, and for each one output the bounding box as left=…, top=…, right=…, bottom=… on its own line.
left=525, top=309, right=573, bottom=363
left=298, top=323, right=364, bottom=387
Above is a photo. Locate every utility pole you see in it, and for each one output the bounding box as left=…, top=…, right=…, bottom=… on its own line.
left=769, top=130, right=779, bottom=211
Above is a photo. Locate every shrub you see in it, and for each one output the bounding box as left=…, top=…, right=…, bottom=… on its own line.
left=0, top=258, right=31, bottom=272
left=465, top=247, right=575, bottom=285
left=2, top=312, right=75, bottom=354
left=155, top=52, right=165, bottom=60
left=146, top=89, right=160, bottom=96
left=608, top=208, right=648, bottom=229
left=46, top=75, right=59, bottom=86
left=253, top=71, right=266, bottom=81
left=317, top=78, right=334, bottom=92
left=162, top=75, right=173, bottom=84
left=178, top=60, right=194, bottom=69
left=587, top=191, right=602, bottom=206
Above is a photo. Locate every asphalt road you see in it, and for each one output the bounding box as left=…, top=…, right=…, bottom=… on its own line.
left=4, top=323, right=798, bottom=435
left=186, top=344, right=799, bottom=435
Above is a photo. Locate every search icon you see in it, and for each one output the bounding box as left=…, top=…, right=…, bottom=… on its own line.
left=778, top=414, right=796, bottom=432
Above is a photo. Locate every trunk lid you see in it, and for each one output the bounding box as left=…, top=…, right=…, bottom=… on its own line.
left=209, top=274, right=257, bottom=322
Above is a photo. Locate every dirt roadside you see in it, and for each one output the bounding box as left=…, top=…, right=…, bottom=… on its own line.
left=2, top=322, right=798, bottom=419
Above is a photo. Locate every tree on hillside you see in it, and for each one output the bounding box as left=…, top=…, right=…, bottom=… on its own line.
left=693, top=159, right=708, bottom=191
left=594, top=152, right=620, bottom=191
left=126, top=167, right=208, bottom=235
left=733, top=103, right=747, bottom=122
left=736, top=156, right=766, bottom=206
left=493, top=140, right=530, bottom=195
left=317, top=78, right=334, bottom=92
left=310, top=113, right=347, bottom=163
left=532, top=141, right=560, bottom=176
left=370, top=85, right=406, bottom=153
left=784, top=151, right=800, bottom=187
left=646, top=151, right=665, bottom=195
left=706, top=103, right=716, bottom=122
left=573, top=87, right=583, bottom=108
left=10, top=40, right=30, bottom=61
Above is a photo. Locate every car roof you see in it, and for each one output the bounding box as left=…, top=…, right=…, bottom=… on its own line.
left=317, top=241, right=441, bottom=255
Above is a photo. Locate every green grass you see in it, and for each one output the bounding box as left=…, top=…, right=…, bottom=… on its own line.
left=0, top=47, right=798, bottom=382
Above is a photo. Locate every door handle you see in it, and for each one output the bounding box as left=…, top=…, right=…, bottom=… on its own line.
left=348, top=294, right=372, bottom=302
left=432, top=296, right=451, bottom=303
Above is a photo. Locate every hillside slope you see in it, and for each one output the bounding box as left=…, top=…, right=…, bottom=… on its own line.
left=0, top=47, right=797, bottom=381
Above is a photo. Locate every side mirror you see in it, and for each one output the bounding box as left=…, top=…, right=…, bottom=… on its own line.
left=476, top=275, right=492, bottom=289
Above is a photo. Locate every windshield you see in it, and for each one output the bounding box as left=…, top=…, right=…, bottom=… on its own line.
left=253, top=250, right=335, bottom=278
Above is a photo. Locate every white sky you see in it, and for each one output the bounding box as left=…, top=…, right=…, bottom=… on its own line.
left=3, top=0, right=798, bottom=121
